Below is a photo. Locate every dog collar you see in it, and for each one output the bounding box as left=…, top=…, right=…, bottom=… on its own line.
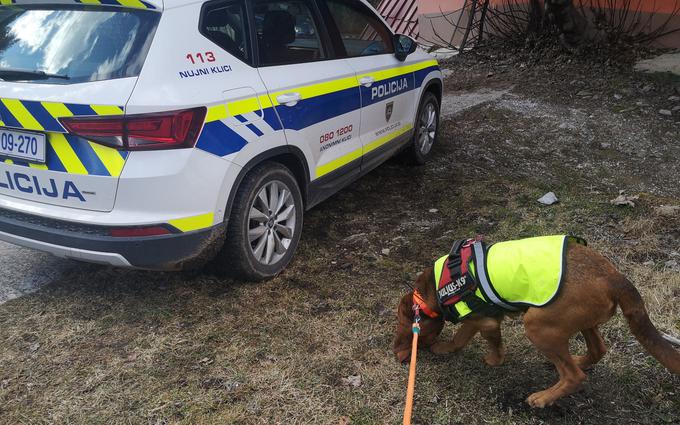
left=413, top=289, right=439, bottom=318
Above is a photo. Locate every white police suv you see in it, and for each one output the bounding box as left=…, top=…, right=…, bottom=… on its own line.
left=0, top=0, right=442, bottom=279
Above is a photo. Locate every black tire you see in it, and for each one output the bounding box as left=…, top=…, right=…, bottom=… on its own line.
left=408, top=91, right=440, bottom=165
left=216, top=162, right=303, bottom=281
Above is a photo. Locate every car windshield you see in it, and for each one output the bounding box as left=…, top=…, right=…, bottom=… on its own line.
left=0, top=6, right=160, bottom=84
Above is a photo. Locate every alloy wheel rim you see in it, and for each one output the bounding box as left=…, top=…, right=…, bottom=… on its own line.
left=417, top=102, right=437, bottom=155
left=248, top=181, right=296, bottom=266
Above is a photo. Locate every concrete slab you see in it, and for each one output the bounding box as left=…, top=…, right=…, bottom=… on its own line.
left=0, top=241, right=72, bottom=304
left=634, top=52, right=680, bottom=76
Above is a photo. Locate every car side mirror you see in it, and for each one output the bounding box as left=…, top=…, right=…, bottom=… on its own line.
left=394, top=34, right=417, bottom=62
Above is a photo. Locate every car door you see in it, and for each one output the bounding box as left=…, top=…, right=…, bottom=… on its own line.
left=320, top=0, right=417, bottom=171
left=252, top=0, right=363, bottom=192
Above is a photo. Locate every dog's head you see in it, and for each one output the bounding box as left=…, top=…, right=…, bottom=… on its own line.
left=392, top=270, right=445, bottom=363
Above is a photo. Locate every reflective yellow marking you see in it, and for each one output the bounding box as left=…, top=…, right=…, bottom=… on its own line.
left=4, top=159, right=13, bottom=165
left=363, top=124, right=414, bottom=154
left=91, top=105, right=124, bottom=116
left=316, top=147, right=362, bottom=179
left=0, top=120, right=4, bottom=127
left=116, top=0, right=147, bottom=8
left=227, top=97, right=263, bottom=117
left=88, top=142, right=126, bottom=177
left=42, top=102, right=73, bottom=119
left=29, top=163, right=49, bottom=170
left=78, top=0, right=102, bottom=5
left=206, top=104, right=228, bottom=123
left=168, top=213, right=215, bottom=232
left=50, top=133, right=88, bottom=175
left=270, top=76, right=359, bottom=106
left=2, top=99, right=43, bottom=131
left=358, top=60, right=439, bottom=82
left=0, top=0, right=14, bottom=5
left=316, top=124, right=414, bottom=179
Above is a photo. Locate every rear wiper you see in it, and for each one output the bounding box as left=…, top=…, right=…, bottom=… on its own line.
left=0, top=68, right=69, bottom=81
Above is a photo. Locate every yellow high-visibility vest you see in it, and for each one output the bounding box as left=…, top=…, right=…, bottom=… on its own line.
left=434, top=235, right=585, bottom=321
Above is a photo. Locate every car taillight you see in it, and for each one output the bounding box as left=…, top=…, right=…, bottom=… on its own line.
left=60, top=107, right=207, bottom=151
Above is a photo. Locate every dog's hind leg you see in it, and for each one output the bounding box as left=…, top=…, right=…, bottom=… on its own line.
left=524, top=318, right=587, bottom=408
left=573, top=328, right=607, bottom=370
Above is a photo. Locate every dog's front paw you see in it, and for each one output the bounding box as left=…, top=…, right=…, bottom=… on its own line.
left=484, top=347, right=506, bottom=367
left=430, top=341, right=456, bottom=355
left=526, top=390, right=556, bottom=408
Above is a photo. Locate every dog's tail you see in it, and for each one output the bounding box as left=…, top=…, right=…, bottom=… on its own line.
left=612, top=275, right=680, bottom=374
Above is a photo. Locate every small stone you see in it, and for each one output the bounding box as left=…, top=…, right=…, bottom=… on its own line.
left=643, top=260, right=654, bottom=266
left=669, top=96, right=680, bottom=102
left=656, top=205, right=680, bottom=217
left=614, top=94, right=623, bottom=100
left=641, top=84, right=654, bottom=93
left=576, top=90, right=592, bottom=96
left=341, top=375, right=362, bottom=388
left=610, top=194, right=639, bottom=207
left=537, top=192, right=559, bottom=205
left=429, top=208, right=439, bottom=213
left=659, top=109, right=673, bottom=116
left=381, top=248, right=391, bottom=256
left=665, top=260, right=678, bottom=269
left=600, top=142, right=611, bottom=149
left=672, top=105, right=680, bottom=112
left=487, top=71, right=494, bottom=77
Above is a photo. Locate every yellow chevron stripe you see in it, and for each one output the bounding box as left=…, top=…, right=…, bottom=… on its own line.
left=28, top=163, right=49, bottom=170
left=116, top=0, right=146, bottom=8
left=4, top=159, right=13, bottom=165
left=91, top=105, right=124, bottom=116
left=206, top=104, right=228, bottom=123
left=88, top=142, right=126, bottom=177
left=50, top=133, right=88, bottom=175
left=0, top=0, right=13, bottom=5
left=42, top=102, right=73, bottom=119
left=1, top=99, right=43, bottom=131
left=78, top=0, right=102, bottom=4
left=0, top=120, right=5, bottom=127
left=168, top=213, right=215, bottom=232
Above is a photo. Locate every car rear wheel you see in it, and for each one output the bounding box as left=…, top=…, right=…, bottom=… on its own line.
left=408, top=92, right=440, bottom=165
left=218, top=162, right=303, bottom=281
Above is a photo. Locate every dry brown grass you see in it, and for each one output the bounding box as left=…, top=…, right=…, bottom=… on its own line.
left=0, top=52, right=679, bottom=424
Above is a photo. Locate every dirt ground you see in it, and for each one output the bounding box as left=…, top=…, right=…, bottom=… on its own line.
left=0, top=46, right=679, bottom=424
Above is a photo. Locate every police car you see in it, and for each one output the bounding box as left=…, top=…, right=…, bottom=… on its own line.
left=0, top=0, right=442, bottom=280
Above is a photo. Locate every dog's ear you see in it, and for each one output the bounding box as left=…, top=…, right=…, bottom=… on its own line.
left=393, top=292, right=415, bottom=363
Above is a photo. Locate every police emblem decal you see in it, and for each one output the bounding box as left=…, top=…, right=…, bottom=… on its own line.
left=385, top=102, right=394, bottom=122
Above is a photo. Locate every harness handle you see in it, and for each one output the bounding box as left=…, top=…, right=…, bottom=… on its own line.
left=403, top=305, right=421, bottom=425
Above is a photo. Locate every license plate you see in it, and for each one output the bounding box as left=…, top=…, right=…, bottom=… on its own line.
left=0, top=128, right=46, bottom=164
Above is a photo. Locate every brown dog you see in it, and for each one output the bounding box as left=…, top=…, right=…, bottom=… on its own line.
left=393, top=241, right=680, bottom=408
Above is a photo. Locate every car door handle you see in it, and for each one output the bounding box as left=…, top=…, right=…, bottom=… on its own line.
left=359, top=76, right=375, bottom=87
left=276, top=92, right=301, bottom=107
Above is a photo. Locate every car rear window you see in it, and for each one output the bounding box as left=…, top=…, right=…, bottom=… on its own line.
left=0, top=6, right=160, bottom=85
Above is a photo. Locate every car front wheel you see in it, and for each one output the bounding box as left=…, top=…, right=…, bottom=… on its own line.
left=409, top=91, right=440, bottom=165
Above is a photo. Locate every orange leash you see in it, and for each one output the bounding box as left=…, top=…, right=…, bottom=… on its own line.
left=403, top=307, right=421, bottom=425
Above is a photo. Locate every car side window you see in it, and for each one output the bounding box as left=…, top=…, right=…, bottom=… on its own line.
left=200, top=0, right=251, bottom=64
left=253, top=0, right=327, bottom=66
left=323, top=0, right=394, bottom=58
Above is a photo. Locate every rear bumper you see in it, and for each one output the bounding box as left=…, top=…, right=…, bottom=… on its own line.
left=0, top=207, right=225, bottom=270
